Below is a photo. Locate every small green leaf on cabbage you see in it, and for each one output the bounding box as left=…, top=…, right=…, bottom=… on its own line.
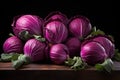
left=65, top=56, right=87, bottom=70
left=12, top=54, right=30, bottom=69
left=0, top=53, right=21, bottom=62
left=95, top=58, right=113, bottom=73
left=112, top=49, right=120, bottom=61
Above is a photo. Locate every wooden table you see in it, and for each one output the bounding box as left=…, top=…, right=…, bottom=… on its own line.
left=0, top=62, right=120, bottom=80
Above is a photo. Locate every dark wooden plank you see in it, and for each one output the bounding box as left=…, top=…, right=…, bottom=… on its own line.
left=0, top=62, right=120, bottom=80
left=0, top=61, right=120, bottom=70
left=0, top=62, right=71, bottom=70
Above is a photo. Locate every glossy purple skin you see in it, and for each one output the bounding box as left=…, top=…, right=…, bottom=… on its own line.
left=92, top=36, right=115, bottom=58
left=81, top=41, right=107, bottom=65
left=45, top=11, right=68, bottom=25
left=3, top=36, right=23, bottom=53
left=65, top=37, right=81, bottom=58
left=50, top=44, right=69, bottom=64
left=44, top=20, right=68, bottom=44
left=24, top=39, right=46, bottom=62
left=12, top=15, right=43, bottom=38
left=69, top=16, right=92, bottom=39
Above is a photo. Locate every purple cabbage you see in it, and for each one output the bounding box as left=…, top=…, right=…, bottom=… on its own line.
left=68, top=15, right=92, bottom=39
left=92, top=36, right=115, bottom=58
left=44, top=11, right=68, bottom=25
left=44, top=20, right=68, bottom=44
left=65, top=37, right=81, bottom=58
left=11, top=15, right=43, bottom=39
left=24, top=39, right=46, bottom=62
left=3, top=36, right=23, bottom=53
left=50, top=44, right=69, bottom=64
left=81, top=41, right=107, bottom=65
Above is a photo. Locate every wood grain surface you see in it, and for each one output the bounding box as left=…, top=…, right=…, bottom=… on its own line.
left=0, top=61, right=120, bottom=70
left=0, top=62, right=120, bottom=80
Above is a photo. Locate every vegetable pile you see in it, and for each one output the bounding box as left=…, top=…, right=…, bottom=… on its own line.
left=0, top=11, right=119, bottom=73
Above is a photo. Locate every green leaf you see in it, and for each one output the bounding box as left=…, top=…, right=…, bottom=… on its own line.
left=19, top=30, right=32, bottom=41
left=0, top=53, right=20, bottom=62
left=85, top=26, right=105, bottom=39
left=0, top=53, right=30, bottom=69
left=12, top=59, right=24, bottom=69
left=112, top=49, right=120, bottom=61
left=12, top=53, right=21, bottom=61
left=0, top=53, right=12, bottom=61
left=92, top=26, right=97, bottom=32
left=108, top=35, right=115, bottom=42
left=9, top=33, right=14, bottom=37
left=71, top=57, right=87, bottom=70
left=95, top=64, right=104, bottom=71
left=65, top=56, right=87, bottom=70
left=95, top=59, right=113, bottom=73
left=91, top=29, right=105, bottom=36
left=18, top=54, right=30, bottom=64
left=33, top=35, right=46, bottom=42
left=65, top=58, right=76, bottom=66
left=12, top=54, right=31, bottom=69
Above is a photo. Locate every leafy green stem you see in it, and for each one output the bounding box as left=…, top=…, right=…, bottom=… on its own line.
left=95, top=58, right=113, bottom=73
left=65, top=56, right=87, bottom=70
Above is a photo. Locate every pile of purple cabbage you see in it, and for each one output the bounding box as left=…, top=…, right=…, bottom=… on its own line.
left=0, top=11, right=120, bottom=72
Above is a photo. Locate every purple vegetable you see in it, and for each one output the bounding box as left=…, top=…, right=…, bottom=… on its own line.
left=65, top=37, right=81, bottom=58
left=11, top=15, right=43, bottom=39
left=68, top=15, right=92, bottom=39
left=24, top=39, right=46, bottom=62
left=50, top=44, right=69, bottom=64
left=44, top=20, right=68, bottom=44
left=92, top=36, right=115, bottom=58
left=3, top=36, right=23, bottom=53
left=81, top=41, right=107, bottom=65
left=44, top=11, right=68, bottom=25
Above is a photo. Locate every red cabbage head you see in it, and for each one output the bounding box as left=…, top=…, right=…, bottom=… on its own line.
left=44, top=20, right=68, bottom=44
left=3, top=36, right=23, bottom=53
left=24, top=39, right=46, bottom=62
left=12, top=15, right=43, bottom=40
left=68, top=16, right=92, bottom=39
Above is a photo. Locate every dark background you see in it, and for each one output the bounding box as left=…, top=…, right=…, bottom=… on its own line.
left=0, top=0, right=117, bottom=53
